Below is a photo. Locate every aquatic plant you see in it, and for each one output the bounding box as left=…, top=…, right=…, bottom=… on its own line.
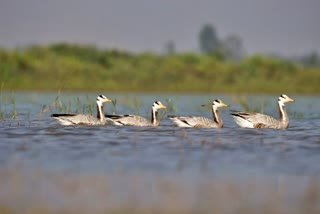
left=54, top=94, right=64, bottom=112
left=10, top=91, right=17, bottom=119
left=0, top=90, right=17, bottom=120
left=111, top=98, right=117, bottom=115
left=123, top=97, right=143, bottom=115
left=0, top=88, right=4, bottom=120
left=165, top=98, right=177, bottom=113
left=84, top=95, right=94, bottom=115
left=232, top=95, right=268, bottom=113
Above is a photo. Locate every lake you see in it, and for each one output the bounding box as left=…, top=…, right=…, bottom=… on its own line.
left=0, top=92, right=320, bottom=213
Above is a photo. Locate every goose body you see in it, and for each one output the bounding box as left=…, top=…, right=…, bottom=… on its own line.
left=51, top=95, right=112, bottom=126
left=105, top=101, right=166, bottom=127
left=231, top=94, right=294, bottom=129
left=168, top=99, right=228, bottom=128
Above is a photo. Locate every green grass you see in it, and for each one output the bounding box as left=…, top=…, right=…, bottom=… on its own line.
left=1, top=43, right=320, bottom=94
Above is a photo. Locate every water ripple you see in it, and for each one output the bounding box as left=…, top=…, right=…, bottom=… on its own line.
left=1, top=93, right=320, bottom=176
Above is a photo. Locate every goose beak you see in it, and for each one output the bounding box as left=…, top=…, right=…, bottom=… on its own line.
left=104, top=98, right=112, bottom=103
left=160, top=104, right=167, bottom=109
left=221, top=102, right=228, bottom=107
left=287, top=97, right=294, bottom=102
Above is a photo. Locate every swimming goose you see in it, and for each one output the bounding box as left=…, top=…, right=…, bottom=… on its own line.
left=168, top=99, right=228, bottom=128
left=105, top=101, right=167, bottom=126
left=231, top=94, right=294, bottom=129
left=51, top=95, right=112, bottom=126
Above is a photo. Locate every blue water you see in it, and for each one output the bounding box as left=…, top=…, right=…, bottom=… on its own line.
left=0, top=92, right=320, bottom=176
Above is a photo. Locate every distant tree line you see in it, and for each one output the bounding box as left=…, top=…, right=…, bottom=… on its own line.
left=164, top=23, right=245, bottom=60
left=295, top=51, right=320, bottom=67
left=165, top=23, right=320, bottom=65
left=198, top=23, right=245, bottom=60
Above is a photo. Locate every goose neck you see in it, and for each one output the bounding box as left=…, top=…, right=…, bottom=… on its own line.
left=96, top=102, right=105, bottom=122
left=212, top=106, right=223, bottom=127
left=151, top=109, right=158, bottom=126
left=278, top=101, right=288, bottom=122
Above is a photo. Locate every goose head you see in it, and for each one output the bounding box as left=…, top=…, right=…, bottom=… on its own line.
left=212, top=99, right=228, bottom=110
left=278, top=94, right=294, bottom=106
left=152, top=101, right=167, bottom=112
left=96, top=95, right=112, bottom=107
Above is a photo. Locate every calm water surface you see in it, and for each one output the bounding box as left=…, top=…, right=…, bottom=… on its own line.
left=1, top=92, right=319, bottom=176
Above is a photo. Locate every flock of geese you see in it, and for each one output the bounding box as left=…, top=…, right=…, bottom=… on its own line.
left=51, top=94, right=294, bottom=129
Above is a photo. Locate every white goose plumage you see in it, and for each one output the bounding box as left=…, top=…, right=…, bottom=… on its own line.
left=231, top=94, right=294, bottom=129
left=51, top=95, right=112, bottom=126
left=105, top=101, right=167, bottom=127
left=168, top=99, right=228, bottom=128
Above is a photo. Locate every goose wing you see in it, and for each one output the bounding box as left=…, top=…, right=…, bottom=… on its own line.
left=51, top=114, right=100, bottom=126
left=168, top=116, right=217, bottom=128
left=105, top=114, right=151, bottom=126
left=231, top=111, right=279, bottom=128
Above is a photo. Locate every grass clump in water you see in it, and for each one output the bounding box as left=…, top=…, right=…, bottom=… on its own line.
left=0, top=90, right=18, bottom=120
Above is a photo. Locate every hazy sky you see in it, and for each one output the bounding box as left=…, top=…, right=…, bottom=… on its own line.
left=0, top=0, right=319, bottom=56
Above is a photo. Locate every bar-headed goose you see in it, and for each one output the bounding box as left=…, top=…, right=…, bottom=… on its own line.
left=105, top=101, right=166, bottom=126
left=168, top=99, right=228, bottom=128
left=51, top=95, right=112, bottom=126
left=231, top=94, right=294, bottom=129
